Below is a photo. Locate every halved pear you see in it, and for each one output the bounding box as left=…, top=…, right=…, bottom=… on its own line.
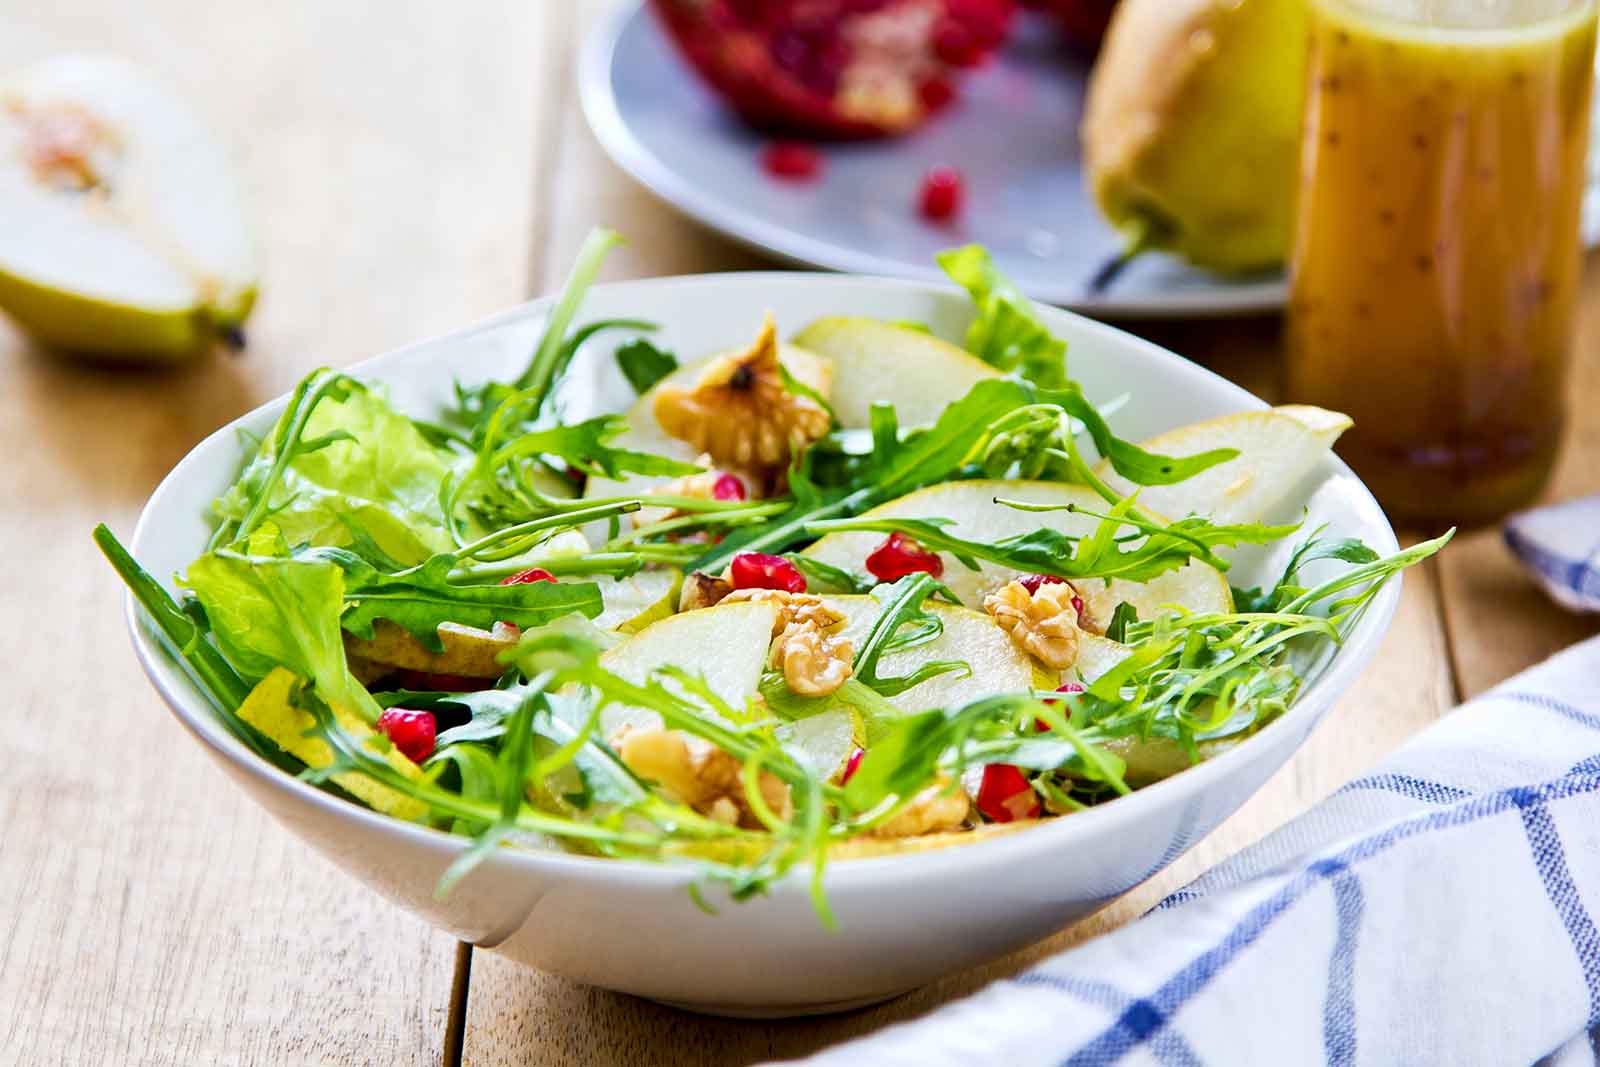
left=596, top=600, right=780, bottom=736
left=1094, top=406, right=1350, bottom=525
left=803, top=480, right=1232, bottom=621
left=789, top=317, right=999, bottom=428
left=0, top=55, right=256, bottom=360
left=822, top=595, right=1035, bottom=713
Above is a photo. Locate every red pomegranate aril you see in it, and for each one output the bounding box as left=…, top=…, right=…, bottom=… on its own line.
left=976, top=763, right=1040, bottom=822
left=933, top=20, right=983, bottom=66
left=377, top=709, right=437, bottom=763
left=730, top=552, right=807, bottom=593
left=712, top=472, right=748, bottom=501
left=865, top=531, right=944, bottom=582
left=918, top=165, right=965, bottom=221
left=500, top=567, right=555, bottom=586
left=840, top=746, right=865, bottom=784
left=1017, top=573, right=1066, bottom=594
left=1036, top=681, right=1086, bottom=730
left=918, top=76, right=956, bottom=111
left=761, top=141, right=824, bottom=180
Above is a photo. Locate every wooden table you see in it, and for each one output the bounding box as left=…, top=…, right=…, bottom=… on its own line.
left=4, top=4, right=1597, bottom=1064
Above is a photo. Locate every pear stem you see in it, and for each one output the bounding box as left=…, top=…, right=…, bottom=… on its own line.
left=1087, top=217, right=1161, bottom=296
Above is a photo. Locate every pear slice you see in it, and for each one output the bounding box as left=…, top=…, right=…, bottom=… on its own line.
left=1093, top=406, right=1351, bottom=525
left=821, top=595, right=1035, bottom=713
left=596, top=600, right=780, bottom=736
left=788, top=317, right=999, bottom=428
left=591, top=567, right=682, bottom=634
left=803, top=480, right=1233, bottom=620
left=775, top=707, right=860, bottom=782
left=0, top=55, right=257, bottom=360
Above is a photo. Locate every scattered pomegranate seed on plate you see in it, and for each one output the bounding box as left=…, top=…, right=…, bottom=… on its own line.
left=761, top=141, right=823, bottom=180
left=918, top=165, right=965, bottom=221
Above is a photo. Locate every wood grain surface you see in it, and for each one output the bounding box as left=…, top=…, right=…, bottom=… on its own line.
left=5, top=2, right=1598, bottom=1065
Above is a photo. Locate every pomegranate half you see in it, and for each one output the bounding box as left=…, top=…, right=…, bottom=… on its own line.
left=650, top=0, right=1016, bottom=139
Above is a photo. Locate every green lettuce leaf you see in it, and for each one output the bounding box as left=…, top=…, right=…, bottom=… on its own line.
left=937, top=244, right=1068, bottom=389
left=182, top=550, right=381, bottom=723
left=211, top=377, right=461, bottom=565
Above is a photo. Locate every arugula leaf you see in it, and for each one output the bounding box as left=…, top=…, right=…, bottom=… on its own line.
left=809, top=502, right=1299, bottom=585
left=1105, top=602, right=1137, bottom=643
left=852, top=574, right=970, bottom=697
left=784, top=554, right=875, bottom=594
left=937, top=244, right=1068, bottom=388
left=615, top=337, right=678, bottom=394
left=300, top=546, right=602, bottom=652
left=1043, top=383, right=1238, bottom=487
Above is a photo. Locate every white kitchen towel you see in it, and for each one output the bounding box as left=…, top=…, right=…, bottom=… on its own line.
left=789, top=636, right=1600, bottom=1067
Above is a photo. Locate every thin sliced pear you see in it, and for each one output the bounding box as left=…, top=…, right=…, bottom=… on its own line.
left=821, top=595, right=1034, bottom=713
left=1094, top=406, right=1350, bottom=525
left=596, top=600, right=780, bottom=736
left=0, top=55, right=256, bottom=360
left=237, top=668, right=426, bottom=820
left=776, top=707, right=860, bottom=782
left=803, top=480, right=1232, bottom=620
left=584, top=341, right=830, bottom=502
left=343, top=619, right=520, bottom=680
left=789, top=317, right=999, bottom=427
left=591, top=567, right=682, bottom=633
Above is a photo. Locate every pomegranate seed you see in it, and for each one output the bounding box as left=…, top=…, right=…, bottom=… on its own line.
left=712, top=473, right=748, bottom=501
left=976, top=763, right=1040, bottom=823
left=1019, top=574, right=1090, bottom=627
left=377, top=709, right=437, bottom=763
left=1036, top=682, right=1086, bottom=730
left=918, top=165, right=965, bottom=222
left=500, top=567, right=555, bottom=586
left=730, top=552, right=807, bottom=593
left=918, top=76, right=956, bottom=111
left=865, top=531, right=944, bottom=582
left=1017, top=573, right=1066, bottom=594
left=933, top=20, right=984, bottom=66
left=761, top=141, right=823, bottom=181
left=840, top=746, right=865, bottom=784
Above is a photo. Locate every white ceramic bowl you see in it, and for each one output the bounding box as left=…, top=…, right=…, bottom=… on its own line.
left=125, top=273, right=1401, bottom=1017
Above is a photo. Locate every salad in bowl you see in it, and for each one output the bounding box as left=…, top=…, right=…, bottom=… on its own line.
left=102, top=230, right=1442, bottom=1010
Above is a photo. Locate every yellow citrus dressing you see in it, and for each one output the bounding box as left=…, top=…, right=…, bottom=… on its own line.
left=1287, top=0, right=1597, bottom=523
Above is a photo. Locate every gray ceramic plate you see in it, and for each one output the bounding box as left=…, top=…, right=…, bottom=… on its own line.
left=581, top=1, right=1600, bottom=319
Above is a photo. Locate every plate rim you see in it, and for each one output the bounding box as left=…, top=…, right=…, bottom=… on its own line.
left=577, top=0, right=1291, bottom=319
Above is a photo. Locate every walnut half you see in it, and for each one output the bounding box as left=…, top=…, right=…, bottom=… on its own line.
left=612, top=727, right=792, bottom=829
left=724, top=589, right=855, bottom=697
left=652, top=314, right=830, bottom=480
left=984, top=579, right=1083, bottom=669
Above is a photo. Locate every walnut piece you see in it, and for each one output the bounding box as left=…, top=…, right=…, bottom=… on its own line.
left=867, top=778, right=972, bottom=838
left=771, top=621, right=854, bottom=697
left=722, top=588, right=846, bottom=635
left=984, top=579, right=1083, bottom=669
left=723, top=590, right=855, bottom=697
left=678, top=571, right=734, bottom=612
left=652, top=314, right=830, bottom=478
left=612, top=727, right=792, bottom=829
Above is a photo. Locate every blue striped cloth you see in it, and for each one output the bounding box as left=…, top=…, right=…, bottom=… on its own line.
left=792, top=636, right=1600, bottom=1067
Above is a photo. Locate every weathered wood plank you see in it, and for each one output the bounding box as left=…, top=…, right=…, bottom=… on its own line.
left=0, top=3, right=562, bottom=1063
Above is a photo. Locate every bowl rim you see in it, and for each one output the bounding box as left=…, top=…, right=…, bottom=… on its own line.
left=125, top=269, right=1403, bottom=896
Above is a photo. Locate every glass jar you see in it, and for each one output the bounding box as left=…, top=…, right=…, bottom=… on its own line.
left=1287, top=0, right=1597, bottom=525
